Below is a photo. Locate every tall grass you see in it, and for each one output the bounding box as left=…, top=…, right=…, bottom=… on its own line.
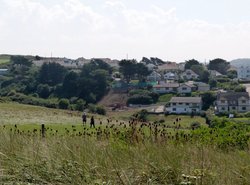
left=0, top=130, right=249, bottom=185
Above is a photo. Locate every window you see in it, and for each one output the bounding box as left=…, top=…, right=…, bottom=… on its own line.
left=172, top=103, right=176, bottom=106
left=179, top=103, right=183, bottom=105
left=221, top=107, right=225, bottom=111
left=242, top=107, right=246, bottom=111
left=186, top=103, right=189, bottom=105
left=221, top=100, right=225, bottom=103
left=242, top=100, right=246, bottom=103
left=232, top=107, right=236, bottom=110
left=182, top=87, right=187, bottom=90
left=173, top=108, right=176, bottom=111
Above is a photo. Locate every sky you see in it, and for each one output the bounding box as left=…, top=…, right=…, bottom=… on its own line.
left=1, top=0, right=250, bottom=62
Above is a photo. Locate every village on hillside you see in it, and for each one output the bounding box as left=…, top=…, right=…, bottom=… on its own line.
left=1, top=55, right=250, bottom=119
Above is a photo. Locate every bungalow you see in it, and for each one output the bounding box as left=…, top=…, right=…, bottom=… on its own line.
left=177, top=83, right=195, bottom=94
left=216, top=92, right=250, bottom=113
left=147, top=71, right=161, bottom=81
left=166, top=97, right=202, bottom=114
left=163, top=72, right=178, bottom=81
left=153, top=83, right=179, bottom=94
left=181, top=69, right=199, bottom=80
left=195, top=82, right=210, bottom=92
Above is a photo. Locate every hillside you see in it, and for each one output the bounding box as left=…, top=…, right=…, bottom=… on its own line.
left=98, top=90, right=128, bottom=108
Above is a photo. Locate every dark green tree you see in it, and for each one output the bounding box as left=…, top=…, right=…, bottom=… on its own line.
left=38, top=62, right=67, bottom=86
left=185, top=59, right=200, bottom=70
left=62, top=71, right=79, bottom=98
left=136, top=63, right=150, bottom=82
left=119, top=59, right=137, bottom=83
left=208, top=58, right=230, bottom=75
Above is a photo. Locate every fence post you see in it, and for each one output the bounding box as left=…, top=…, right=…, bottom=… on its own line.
left=41, top=124, right=45, bottom=138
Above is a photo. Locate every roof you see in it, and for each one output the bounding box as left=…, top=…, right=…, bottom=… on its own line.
left=217, top=92, right=249, bottom=102
left=169, top=97, right=202, bottom=103
left=153, top=83, right=179, bottom=88
left=183, top=69, right=198, bottom=76
left=158, top=63, right=179, bottom=71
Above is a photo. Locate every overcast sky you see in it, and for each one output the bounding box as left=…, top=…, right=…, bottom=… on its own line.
left=1, top=0, right=250, bottom=62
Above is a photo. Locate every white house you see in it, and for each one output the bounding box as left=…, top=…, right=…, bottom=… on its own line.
left=166, top=97, right=202, bottom=114
left=216, top=92, right=250, bottom=113
left=181, top=69, right=199, bottom=80
left=147, top=71, right=161, bottom=81
left=153, top=83, right=179, bottom=94
left=209, top=70, right=223, bottom=78
left=177, top=83, right=194, bottom=94
left=163, top=72, right=178, bottom=81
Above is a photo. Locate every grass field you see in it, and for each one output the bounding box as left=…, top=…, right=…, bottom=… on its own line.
left=0, top=102, right=249, bottom=184
left=0, top=55, right=10, bottom=65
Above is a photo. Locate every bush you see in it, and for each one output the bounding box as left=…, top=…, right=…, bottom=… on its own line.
left=88, top=104, right=106, bottom=115
left=127, top=95, right=153, bottom=105
left=95, top=105, right=106, bottom=115
left=37, top=84, right=51, bottom=98
left=58, top=98, right=70, bottom=109
left=190, top=122, right=201, bottom=129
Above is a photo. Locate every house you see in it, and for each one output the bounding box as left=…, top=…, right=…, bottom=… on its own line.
left=166, top=97, right=202, bottom=114
left=177, top=83, right=195, bottom=94
left=0, top=69, right=8, bottom=75
left=147, top=71, right=161, bottom=81
left=216, top=92, right=250, bottom=113
left=209, top=70, right=223, bottom=78
left=195, top=82, right=210, bottom=92
left=153, top=83, right=179, bottom=94
left=181, top=69, right=199, bottom=80
left=237, top=65, right=250, bottom=80
left=157, top=62, right=180, bottom=72
left=163, top=72, right=178, bottom=81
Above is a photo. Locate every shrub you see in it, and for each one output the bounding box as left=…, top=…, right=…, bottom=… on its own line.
left=127, top=95, right=153, bottom=105
left=88, top=104, right=106, bottom=115
left=95, top=105, right=106, bottom=115
left=58, top=98, right=70, bottom=109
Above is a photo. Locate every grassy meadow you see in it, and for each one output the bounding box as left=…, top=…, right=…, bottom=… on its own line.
left=0, top=102, right=249, bottom=184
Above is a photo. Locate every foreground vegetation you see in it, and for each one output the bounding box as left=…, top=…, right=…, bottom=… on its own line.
left=0, top=102, right=249, bottom=184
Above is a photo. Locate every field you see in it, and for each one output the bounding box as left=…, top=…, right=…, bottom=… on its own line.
left=0, top=102, right=249, bottom=184
left=0, top=55, right=10, bottom=65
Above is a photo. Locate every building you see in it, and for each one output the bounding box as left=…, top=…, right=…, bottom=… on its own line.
left=177, top=83, right=195, bottom=94
left=209, top=70, right=223, bottom=78
left=195, top=82, right=210, bottom=92
left=147, top=71, right=161, bottom=81
left=157, top=62, right=180, bottom=72
left=216, top=92, right=250, bottom=113
left=181, top=69, right=199, bottom=80
left=237, top=66, right=250, bottom=80
left=166, top=97, right=202, bottom=114
left=153, top=83, right=179, bottom=94
left=0, top=69, right=8, bottom=75
left=163, top=72, right=178, bottom=81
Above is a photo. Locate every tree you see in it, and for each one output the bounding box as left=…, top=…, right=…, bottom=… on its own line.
left=10, top=56, right=33, bottom=76
left=227, top=70, right=237, bottom=79
left=36, top=84, right=51, bottom=98
left=209, top=79, right=217, bottom=89
left=58, top=98, right=69, bottom=109
left=38, top=62, right=67, bottom=86
left=62, top=71, right=79, bottom=98
left=136, top=63, right=150, bottom=82
left=208, top=58, right=229, bottom=75
left=201, top=91, right=217, bottom=110
left=185, top=59, right=200, bottom=70
left=200, top=70, right=210, bottom=83
left=119, top=59, right=137, bottom=83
